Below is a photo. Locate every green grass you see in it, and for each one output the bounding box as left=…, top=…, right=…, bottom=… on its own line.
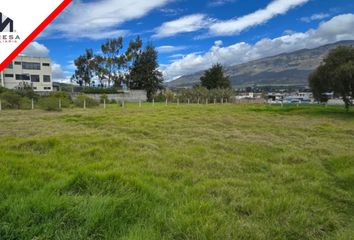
left=0, top=104, right=353, bottom=239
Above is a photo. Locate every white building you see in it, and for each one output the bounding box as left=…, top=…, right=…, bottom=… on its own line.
left=0, top=56, right=53, bottom=92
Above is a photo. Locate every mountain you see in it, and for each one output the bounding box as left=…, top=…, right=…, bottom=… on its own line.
left=167, top=40, right=354, bottom=88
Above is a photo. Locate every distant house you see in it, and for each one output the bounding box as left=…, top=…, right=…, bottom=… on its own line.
left=0, top=56, right=53, bottom=92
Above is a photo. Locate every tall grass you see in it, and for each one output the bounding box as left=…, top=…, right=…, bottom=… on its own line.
left=0, top=104, right=353, bottom=239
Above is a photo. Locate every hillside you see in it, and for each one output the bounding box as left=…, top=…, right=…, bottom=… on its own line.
left=167, top=40, right=354, bottom=88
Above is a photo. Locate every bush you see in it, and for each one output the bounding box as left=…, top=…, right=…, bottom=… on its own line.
left=15, top=81, right=38, bottom=100
left=0, top=91, right=22, bottom=109
left=38, top=97, right=62, bottom=111
left=153, top=92, right=166, bottom=102
left=49, top=92, right=71, bottom=108
left=19, top=97, right=32, bottom=110
left=74, top=94, right=99, bottom=108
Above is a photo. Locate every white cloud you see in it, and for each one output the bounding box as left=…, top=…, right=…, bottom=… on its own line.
left=21, top=42, right=49, bottom=57
left=52, top=63, right=66, bottom=82
left=154, top=0, right=309, bottom=38
left=153, top=14, right=213, bottom=38
left=156, top=45, right=188, bottom=53
left=162, top=14, right=354, bottom=80
left=44, top=0, right=171, bottom=40
left=301, top=13, right=331, bottom=23
left=208, top=0, right=237, bottom=7
left=209, top=0, right=310, bottom=36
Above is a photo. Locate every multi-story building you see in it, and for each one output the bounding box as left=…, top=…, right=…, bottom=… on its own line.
left=0, top=56, right=53, bottom=92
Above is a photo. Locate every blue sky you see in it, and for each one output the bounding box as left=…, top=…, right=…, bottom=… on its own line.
left=22, top=0, right=354, bottom=82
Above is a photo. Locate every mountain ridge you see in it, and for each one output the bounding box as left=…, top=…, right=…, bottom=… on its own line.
left=167, top=40, right=354, bottom=88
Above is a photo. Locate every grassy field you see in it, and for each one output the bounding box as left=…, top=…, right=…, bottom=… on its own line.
left=0, top=104, right=353, bottom=240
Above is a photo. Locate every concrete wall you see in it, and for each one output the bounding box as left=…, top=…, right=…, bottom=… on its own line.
left=70, top=90, right=147, bottom=102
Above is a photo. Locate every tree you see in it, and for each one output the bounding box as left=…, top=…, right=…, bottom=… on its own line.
left=91, top=55, right=109, bottom=88
left=200, top=64, right=231, bottom=90
left=73, top=49, right=95, bottom=86
left=128, top=44, right=164, bottom=101
left=309, top=46, right=354, bottom=110
left=98, top=36, right=142, bottom=88
left=100, top=37, right=125, bottom=87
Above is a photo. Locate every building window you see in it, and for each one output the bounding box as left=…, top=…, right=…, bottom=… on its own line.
left=42, top=63, right=50, bottom=67
left=44, top=87, right=52, bottom=90
left=4, top=74, right=14, bottom=78
left=14, top=61, right=22, bottom=65
left=33, top=87, right=37, bottom=90
left=6, top=62, right=13, bottom=69
left=16, top=74, right=30, bottom=81
left=43, top=75, right=51, bottom=82
left=31, top=75, right=40, bottom=82
left=22, top=62, right=41, bottom=70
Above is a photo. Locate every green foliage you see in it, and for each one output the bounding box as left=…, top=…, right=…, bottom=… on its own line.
left=14, top=81, right=38, bottom=100
left=153, top=92, right=166, bottom=102
left=0, top=91, right=31, bottom=109
left=128, top=44, right=164, bottom=101
left=49, top=92, right=71, bottom=109
left=177, top=86, right=234, bottom=103
left=74, top=94, right=99, bottom=108
left=38, top=97, right=63, bottom=111
left=81, top=87, right=118, bottom=94
left=73, top=49, right=95, bottom=86
left=200, top=63, right=232, bottom=89
left=310, top=46, right=354, bottom=110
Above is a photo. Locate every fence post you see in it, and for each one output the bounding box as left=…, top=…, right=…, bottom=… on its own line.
left=104, top=99, right=106, bottom=109
left=165, top=99, right=168, bottom=106
left=188, top=99, right=190, bottom=105
left=0, top=99, right=2, bottom=111
left=214, top=99, right=216, bottom=104
left=84, top=99, right=86, bottom=109
left=206, top=99, right=208, bottom=105
left=31, top=99, right=34, bottom=110
left=59, top=99, right=62, bottom=110
left=221, top=98, right=224, bottom=104
left=153, top=99, right=155, bottom=107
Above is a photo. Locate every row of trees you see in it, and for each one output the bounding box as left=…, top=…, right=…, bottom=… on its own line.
left=72, top=36, right=163, bottom=100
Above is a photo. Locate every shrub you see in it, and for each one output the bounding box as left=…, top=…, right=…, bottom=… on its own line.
left=49, top=92, right=71, bottom=108
left=153, top=92, right=166, bottom=102
left=74, top=94, right=99, bottom=108
left=0, top=91, right=22, bottom=109
left=19, top=97, right=32, bottom=110
left=38, top=97, right=62, bottom=111
left=15, top=81, right=38, bottom=100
